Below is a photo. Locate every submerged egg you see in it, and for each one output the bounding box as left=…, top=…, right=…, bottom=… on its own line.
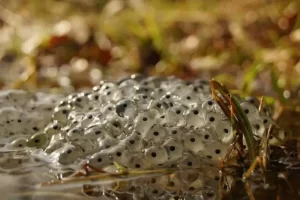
left=144, top=146, right=169, bottom=166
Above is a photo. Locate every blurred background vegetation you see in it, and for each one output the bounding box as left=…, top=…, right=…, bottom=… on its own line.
left=0, top=0, right=299, bottom=107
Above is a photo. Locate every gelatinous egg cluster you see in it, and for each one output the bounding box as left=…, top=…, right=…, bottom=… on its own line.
left=0, top=90, right=63, bottom=174
left=0, top=76, right=280, bottom=199
left=0, top=90, right=63, bottom=150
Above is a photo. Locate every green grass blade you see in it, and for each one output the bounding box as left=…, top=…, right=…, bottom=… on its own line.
left=230, top=95, right=256, bottom=161
left=211, top=79, right=257, bottom=161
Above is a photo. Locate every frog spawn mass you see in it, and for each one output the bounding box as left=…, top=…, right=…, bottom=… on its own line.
left=0, top=76, right=280, bottom=199
left=0, top=90, right=63, bottom=174
left=0, top=91, right=63, bottom=149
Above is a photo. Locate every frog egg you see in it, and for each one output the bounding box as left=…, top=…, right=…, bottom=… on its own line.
left=134, top=86, right=152, bottom=97
left=262, top=105, right=273, bottom=116
left=1, top=128, right=16, bottom=138
left=201, top=187, right=218, bottom=200
left=251, top=119, right=266, bottom=137
left=167, top=127, right=185, bottom=139
left=240, top=102, right=260, bottom=120
left=202, top=98, right=218, bottom=112
left=177, top=170, right=204, bottom=185
left=142, top=124, right=167, bottom=144
left=144, top=146, right=168, bottom=166
left=147, top=99, right=169, bottom=116
left=60, top=125, right=71, bottom=136
left=128, top=154, right=151, bottom=169
left=68, top=112, right=84, bottom=128
left=163, top=138, right=184, bottom=161
left=268, top=129, right=286, bottom=145
left=179, top=93, right=199, bottom=108
left=205, top=112, right=223, bottom=125
left=27, top=133, right=48, bottom=148
left=66, top=127, right=84, bottom=142
left=184, top=177, right=205, bottom=194
left=165, top=76, right=183, bottom=85
left=2, top=119, right=25, bottom=136
left=100, top=88, right=122, bottom=103
left=245, top=96, right=260, bottom=107
left=160, top=92, right=176, bottom=102
left=118, top=84, right=136, bottom=98
left=177, top=153, right=201, bottom=169
left=192, top=79, right=211, bottom=94
left=119, top=132, right=145, bottom=153
left=2, top=90, right=32, bottom=105
left=99, top=82, right=118, bottom=94
left=183, top=131, right=205, bottom=153
left=133, top=94, right=152, bottom=109
left=165, top=105, right=187, bottom=126
left=115, top=99, right=138, bottom=119
left=118, top=78, right=138, bottom=88
left=74, top=139, right=96, bottom=154
left=89, top=113, right=103, bottom=126
left=0, top=107, right=21, bottom=122
left=44, top=121, right=62, bottom=136
left=169, top=83, right=192, bottom=96
left=213, top=120, right=233, bottom=144
left=25, top=117, right=48, bottom=134
left=134, top=112, right=156, bottom=136
left=44, top=140, right=64, bottom=154
left=261, top=115, right=275, bottom=129
left=84, top=124, right=108, bottom=140
left=57, top=99, right=69, bottom=108
left=204, top=169, right=231, bottom=194
left=160, top=81, right=171, bottom=91
left=196, top=128, right=218, bottom=145
left=97, top=137, right=119, bottom=150
left=240, top=136, right=249, bottom=151
left=146, top=174, right=169, bottom=188
left=101, top=103, right=116, bottom=120
left=92, top=84, right=101, bottom=92
left=162, top=99, right=177, bottom=111
left=87, top=150, right=112, bottom=168
left=150, top=88, right=166, bottom=100
left=120, top=122, right=135, bottom=136
left=207, top=170, right=222, bottom=184
left=6, top=138, right=28, bottom=149
left=156, top=114, right=168, bottom=127
left=80, top=113, right=96, bottom=128
left=52, top=106, right=71, bottom=124
left=57, top=145, right=83, bottom=165
left=140, top=77, right=159, bottom=88
left=68, top=111, right=84, bottom=123
left=145, top=187, right=166, bottom=199
left=31, top=101, right=55, bottom=115
left=70, top=95, right=91, bottom=111
left=185, top=106, right=206, bottom=128
left=107, top=145, right=132, bottom=167
left=200, top=141, right=227, bottom=164
left=104, top=118, right=125, bottom=138
left=87, top=92, right=101, bottom=103
left=165, top=173, right=184, bottom=192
